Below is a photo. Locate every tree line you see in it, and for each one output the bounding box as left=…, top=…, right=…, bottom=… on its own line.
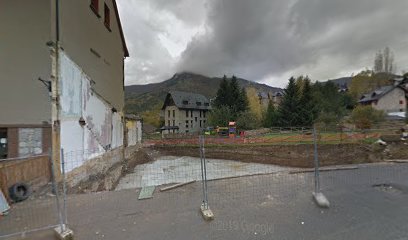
left=209, top=75, right=356, bottom=129
left=263, top=76, right=356, bottom=128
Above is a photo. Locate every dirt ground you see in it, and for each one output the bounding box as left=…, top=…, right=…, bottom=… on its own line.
left=152, top=143, right=386, bottom=168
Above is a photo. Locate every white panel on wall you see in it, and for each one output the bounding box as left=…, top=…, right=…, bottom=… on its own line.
left=112, top=112, right=123, bottom=148
left=59, top=52, right=82, bottom=118
left=60, top=120, right=84, bottom=171
left=83, top=88, right=112, bottom=150
left=18, top=128, right=42, bottom=157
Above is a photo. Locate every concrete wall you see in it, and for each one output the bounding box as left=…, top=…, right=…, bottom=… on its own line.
left=373, top=88, right=406, bottom=113
left=163, top=106, right=208, bottom=133
left=0, top=0, right=51, bottom=124
left=58, top=0, right=125, bottom=111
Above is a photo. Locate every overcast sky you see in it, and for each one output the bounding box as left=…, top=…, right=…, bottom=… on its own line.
left=117, top=0, right=408, bottom=87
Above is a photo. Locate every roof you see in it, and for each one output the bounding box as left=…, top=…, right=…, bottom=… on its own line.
left=162, top=91, right=211, bottom=110
left=125, top=114, right=142, bottom=120
left=112, top=0, right=129, bottom=57
left=358, top=85, right=395, bottom=103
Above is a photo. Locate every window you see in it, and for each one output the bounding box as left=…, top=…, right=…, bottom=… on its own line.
left=203, top=111, right=206, bottom=118
left=200, top=120, right=202, bottom=127
left=200, top=111, right=202, bottom=118
left=183, top=100, right=188, bottom=105
left=0, top=128, right=8, bottom=159
left=191, top=111, right=193, bottom=118
left=168, top=120, right=170, bottom=127
left=185, top=120, right=189, bottom=129
left=173, top=110, right=175, bottom=118
left=104, top=3, right=111, bottom=30
left=196, top=102, right=202, bottom=106
left=195, top=117, right=198, bottom=122
left=400, top=100, right=404, bottom=105
left=186, top=110, right=189, bottom=118
left=90, top=0, right=100, bottom=17
left=204, top=103, right=210, bottom=106
left=173, top=120, right=175, bottom=126
left=191, top=120, right=193, bottom=128
left=168, top=110, right=170, bottom=118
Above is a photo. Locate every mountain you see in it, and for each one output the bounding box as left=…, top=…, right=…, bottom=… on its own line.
left=125, top=72, right=282, bottom=126
left=325, top=77, right=352, bottom=88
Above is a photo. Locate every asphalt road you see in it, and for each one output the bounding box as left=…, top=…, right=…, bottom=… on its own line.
left=2, top=162, right=408, bottom=240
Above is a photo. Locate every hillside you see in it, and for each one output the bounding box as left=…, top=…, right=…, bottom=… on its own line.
left=125, top=72, right=282, bottom=126
left=326, top=77, right=352, bottom=88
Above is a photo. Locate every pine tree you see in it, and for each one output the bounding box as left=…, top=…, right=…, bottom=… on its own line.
left=298, top=77, right=317, bottom=126
left=264, top=100, right=279, bottom=127
left=229, top=75, right=241, bottom=110
left=238, top=87, right=249, bottom=112
left=213, top=75, right=230, bottom=108
left=278, top=77, right=301, bottom=126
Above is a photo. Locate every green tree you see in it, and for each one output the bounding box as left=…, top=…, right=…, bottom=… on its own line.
left=212, top=75, right=249, bottom=124
left=312, top=81, right=355, bottom=126
left=208, top=105, right=234, bottom=127
left=263, top=100, right=279, bottom=127
left=237, top=110, right=262, bottom=130
left=349, top=70, right=392, bottom=99
left=278, top=77, right=301, bottom=126
left=298, top=76, right=317, bottom=126
left=237, top=87, right=249, bottom=113
left=213, top=75, right=230, bottom=108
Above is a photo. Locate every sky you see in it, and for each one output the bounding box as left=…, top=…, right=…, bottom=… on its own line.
left=117, top=0, right=408, bottom=88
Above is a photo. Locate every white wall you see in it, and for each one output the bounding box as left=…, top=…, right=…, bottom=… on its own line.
left=373, top=88, right=406, bottom=113
left=126, top=120, right=142, bottom=146
left=59, top=51, right=123, bottom=171
left=137, top=121, right=142, bottom=143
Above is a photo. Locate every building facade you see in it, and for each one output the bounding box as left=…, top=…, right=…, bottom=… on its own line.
left=162, top=91, right=211, bottom=134
left=359, top=85, right=406, bottom=113
left=0, top=0, right=128, bottom=170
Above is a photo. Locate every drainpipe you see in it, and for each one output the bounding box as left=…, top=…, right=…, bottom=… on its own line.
left=50, top=0, right=61, bottom=178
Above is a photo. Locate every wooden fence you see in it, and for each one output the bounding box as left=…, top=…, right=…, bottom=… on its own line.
left=0, top=155, right=51, bottom=201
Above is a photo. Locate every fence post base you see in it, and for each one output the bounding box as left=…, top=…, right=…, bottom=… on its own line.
left=312, top=192, right=330, bottom=208
left=200, top=203, right=214, bottom=221
left=54, top=225, right=74, bottom=240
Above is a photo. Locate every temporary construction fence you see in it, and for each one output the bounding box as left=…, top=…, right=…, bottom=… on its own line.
left=58, top=125, right=407, bottom=238
left=1, top=125, right=408, bottom=239
left=0, top=152, right=66, bottom=239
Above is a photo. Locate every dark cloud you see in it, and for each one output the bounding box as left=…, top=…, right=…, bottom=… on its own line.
left=118, top=0, right=408, bottom=86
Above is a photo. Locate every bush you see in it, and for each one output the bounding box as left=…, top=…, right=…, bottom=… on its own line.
left=351, top=105, right=385, bottom=129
